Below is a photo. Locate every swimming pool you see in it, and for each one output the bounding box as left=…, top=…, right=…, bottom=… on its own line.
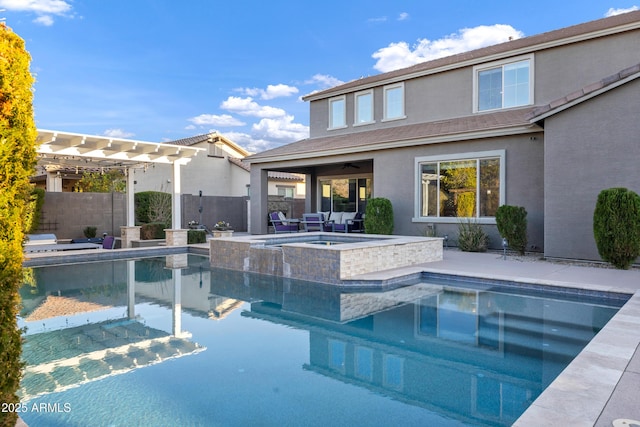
left=18, top=254, right=626, bottom=426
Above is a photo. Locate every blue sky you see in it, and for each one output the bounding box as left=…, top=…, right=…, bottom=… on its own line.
left=2, top=1, right=638, bottom=153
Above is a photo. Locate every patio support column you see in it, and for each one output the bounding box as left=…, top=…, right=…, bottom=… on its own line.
left=126, top=260, right=136, bottom=319
left=165, top=160, right=188, bottom=246
left=120, top=166, right=140, bottom=248
left=250, top=166, right=269, bottom=234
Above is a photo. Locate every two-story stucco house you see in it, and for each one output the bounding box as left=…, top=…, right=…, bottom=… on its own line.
left=247, top=11, right=640, bottom=261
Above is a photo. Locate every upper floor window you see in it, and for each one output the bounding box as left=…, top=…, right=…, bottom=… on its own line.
left=329, top=96, right=346, bottom=129
left=383, top=83, right=405, bottom=121
left=354, top=90, right=373, bottom=125
left=474, top=55, right=533, bottom=112
left=415, top=150, right=504, bottom=221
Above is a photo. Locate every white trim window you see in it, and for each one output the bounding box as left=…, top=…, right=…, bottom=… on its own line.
left=328, top=96, right=346, bottom=129
left=415, top=150, right=505, bottom=222
left=383, top=83, right=405, bottom=121
left=354, top=90, right=374, bottom=125
left=473, top=55, right=534, bottom=112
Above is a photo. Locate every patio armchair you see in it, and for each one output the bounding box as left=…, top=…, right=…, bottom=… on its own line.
left=321, top=212, right=365, bottom=233
left=269, top=211, right=299, bottom=233
left=301, top=213, right=326, bottom=232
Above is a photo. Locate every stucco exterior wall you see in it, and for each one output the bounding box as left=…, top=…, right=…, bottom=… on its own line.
left=370, top=133, right=545, bottom=251
left=308, top=30, right=640, bottom=140
left=543, top=79, right=640, bottom=260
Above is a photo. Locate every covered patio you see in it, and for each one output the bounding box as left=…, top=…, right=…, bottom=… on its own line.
left=36, top=130, right=204, bottom=247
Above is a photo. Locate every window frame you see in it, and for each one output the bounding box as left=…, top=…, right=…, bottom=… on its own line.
left=328, top=95, right=347, bottom=130
left=472, top=54, right=534, bottom=113
left=354, top=89, right=374, bottom=126
left=413, top=150, right=505, bottom=224
left=382, top=83, right=406, bottom=121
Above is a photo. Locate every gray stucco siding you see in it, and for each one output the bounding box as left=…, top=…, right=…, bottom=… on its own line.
left=369, top=134, right=544, bottom=251
left=543, top=78, right=640, bottom=261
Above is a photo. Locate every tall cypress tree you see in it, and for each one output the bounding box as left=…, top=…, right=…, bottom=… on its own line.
left=0, top=23, right=37, bottom=427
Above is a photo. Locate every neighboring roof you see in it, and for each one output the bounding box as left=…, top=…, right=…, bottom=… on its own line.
left=528, top=62, right=640, bottom=122
left=248, top=107, right=538, bottom=163
left=167, top=132, right=251, bottom=157
left=228, top=155, right=304, bottom=180
left=304, top=10, right=640, bottom=101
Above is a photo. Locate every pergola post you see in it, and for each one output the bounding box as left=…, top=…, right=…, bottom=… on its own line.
left=120, top=166, right=140, bottom=248
left=165, top=160, right=188, bottom=246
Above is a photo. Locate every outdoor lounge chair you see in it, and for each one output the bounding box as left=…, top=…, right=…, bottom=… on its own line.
left=269, top=211, right=299, bottom=233
left=102, top=235, right=116, bottom=249
left=302, top=213, right=325, bottom=232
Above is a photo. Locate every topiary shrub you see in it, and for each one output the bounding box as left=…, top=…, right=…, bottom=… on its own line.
left=495, top=205, right=528, bottom=255
left=0, top=23, right=38, bottom=426
left=593, top=187, right=640, bottom=269
left=457, top=219, right=488, bottom=252
left=364, top=197, right=394, bottom=234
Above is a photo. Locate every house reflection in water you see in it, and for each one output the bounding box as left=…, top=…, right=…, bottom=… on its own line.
left=209, top=268, right=618, bottom=426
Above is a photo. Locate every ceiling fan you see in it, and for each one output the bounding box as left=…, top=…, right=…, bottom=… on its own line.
left=342, top=162, right=360, bottom=169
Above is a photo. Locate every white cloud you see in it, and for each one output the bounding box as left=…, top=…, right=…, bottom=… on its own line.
left=188, top=113, right=245, bottom=127
left=372, top=24, right=524, bottom=72
left=368, top=16, right=387, bottom=23
left=398, top=12, right=409, bottom=21
left=304, top=74, right=345, bottom=89
left=605, top=6, right=639, bottom=16
left=220, top=96, right=286, bottom=118
left=0, top=0, right=73, bottom=25
left=0, top=0, right=71, bottom=14
left=240, top=84, right=299, bottom=100
left=103, top=128, right=134, bottom=138
left=33, top=15, right=54, bottom=26
left=252, top=115, right=309, bottom=143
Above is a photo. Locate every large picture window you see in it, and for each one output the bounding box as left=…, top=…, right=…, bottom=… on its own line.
left=416, top=151, right=504, bottom=221
left=474, top=56, right=533, bottom=112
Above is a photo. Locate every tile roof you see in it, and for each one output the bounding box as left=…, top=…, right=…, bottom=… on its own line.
left=166, top=132, right=215, bottom=147
left=248, top=107, right=538, bottom=162
left=304, top=10, right=640, bottom=101
left=227, top=156, right=305, bottom=180
left=227, top=156, right=250, bottom=172
left=528, top=62, right=640, bottom=121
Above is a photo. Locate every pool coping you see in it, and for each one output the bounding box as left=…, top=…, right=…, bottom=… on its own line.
left=20, top=244, right=640, bottom=426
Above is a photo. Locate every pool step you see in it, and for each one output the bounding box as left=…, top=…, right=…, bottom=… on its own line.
left=478, top=313, right=598, bottom=359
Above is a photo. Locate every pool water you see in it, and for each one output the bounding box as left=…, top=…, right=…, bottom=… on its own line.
left=18, top=255, right=625, bottom=426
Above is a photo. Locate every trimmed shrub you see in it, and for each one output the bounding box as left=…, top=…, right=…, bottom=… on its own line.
left=188, top=229, right=206, bottom=244
left=83, top=226, right=97, bottom=238
left=457, top=219, right=488, bottom=252
left=593, top=187, right=640, bottom=269
left=0, top=23, right=38, bottom=426
left=495, top=205, right=528, bottom=255
left=364, top=198, right=394, bottom=234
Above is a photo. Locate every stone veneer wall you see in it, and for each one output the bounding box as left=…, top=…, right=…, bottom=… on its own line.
left=210, top=236, right=442, bottom=285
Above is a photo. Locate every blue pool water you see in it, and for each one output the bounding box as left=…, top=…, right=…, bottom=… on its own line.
left=18, top=254, right=626, bottom=426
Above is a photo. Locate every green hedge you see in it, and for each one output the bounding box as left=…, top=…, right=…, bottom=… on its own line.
left=593, top=187, right=640, bottom=269
left=188, top=229, right=207, bottom=244
left=135, top=191, right=171, bottom=224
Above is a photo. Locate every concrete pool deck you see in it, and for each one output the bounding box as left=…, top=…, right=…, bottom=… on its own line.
left=20, top=239, right=640, bottom=426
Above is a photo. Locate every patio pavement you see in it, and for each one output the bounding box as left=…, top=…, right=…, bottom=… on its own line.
left=414, top=249, right=640, bottom=427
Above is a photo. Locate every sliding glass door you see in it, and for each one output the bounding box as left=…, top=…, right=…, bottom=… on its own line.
left=319, top=177, right=371, bottom=213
